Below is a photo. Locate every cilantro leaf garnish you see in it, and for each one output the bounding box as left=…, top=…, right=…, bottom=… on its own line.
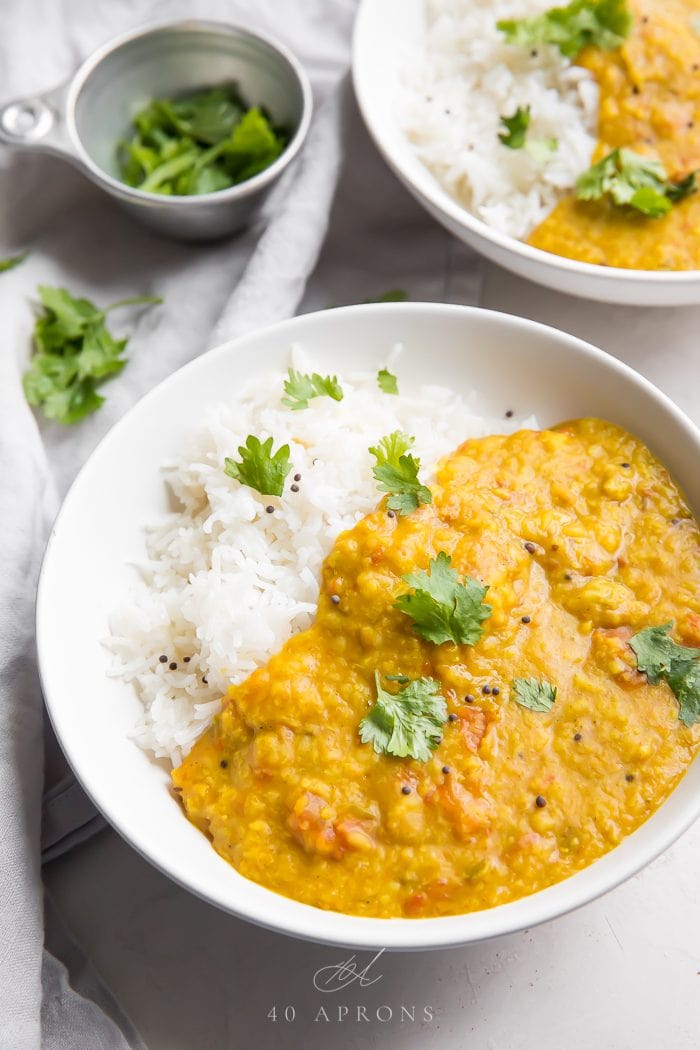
left=665, top=171, right=698, bottom=203
left=498, top=107, right=557, bottom=159
left=359, top=672, right=448, bottom=762
left=625, top=186, right=672, bottom=217
left=117, top=84, right=289, bottom=196
left=395, top=551, right=492, bottom=646
left=511, top=677, right=557, bottom=712
left=577, top=149, right=667, bottom=212
left=498, top=0, right=632, bottom=59
left=0, top=250, right=28, bottom=274
left=526, top=136, right=559, bottom=162
left=630, top=623, right=700, bottom=726
left=224, top=435, right=292, bottom=497
left=499, top=106, right=531, bottom=149
left=22, top=286, right=161, bottom=425
left=369, top=431, right=432, bottom=515
left=576, top=149, right=697, bottom=216
left=281, top=368, right=343, bottom=411
left=377, top=368, right=399, bottom=394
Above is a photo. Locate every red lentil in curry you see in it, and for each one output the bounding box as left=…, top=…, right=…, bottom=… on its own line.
left=172, top=419, right=700, bottom=918
left=528, top=0, right=700, bottom=269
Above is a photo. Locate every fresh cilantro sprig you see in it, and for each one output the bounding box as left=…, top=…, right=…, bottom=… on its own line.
left=511, top=677, right=557, bottom=712
left=117, top=84, right=289, bottom=196
left=281, top=368, right=343, bottom=410
left=576, top=149, right=697, bottom=217
left=369, top=431, right=432, bottom=515
left=224, top=435, right=292, bottom=497
left=498, top=0, right=632, bottom=59
left=0, top=250, right=28, bottom=274
left=499, top=106, right=531, bottom=149
left=22, top=286, right=161, bottom=424
left=395, top=551, right=492, bottom=646
left=630, top=623, right=700, bottom=726
left=498, top=106, right=558, bottom=159
left=666, top=172, right=698, bottom=203
left=377, top=368, right=398, bottom=394
left=359, top=671, right=448, bottom=762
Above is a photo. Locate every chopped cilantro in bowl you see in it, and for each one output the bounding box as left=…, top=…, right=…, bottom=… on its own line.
left=117, top=83, right=290, bottom=197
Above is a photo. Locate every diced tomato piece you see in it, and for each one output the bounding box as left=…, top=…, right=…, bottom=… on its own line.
left=287, top=792, right=339, bottom=857
left=434, top=778, right=490, bottom=839
left=460, top=707, right=486, bottom=752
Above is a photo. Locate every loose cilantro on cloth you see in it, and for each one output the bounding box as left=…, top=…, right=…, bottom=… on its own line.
left=224, top=435, right=292, bottom=497
left=511, top=677, right=557, bottom=711
left=22, top=286, right=161, bottom=424
left=377, top=368, right=399, bottom=394
left=576, top=149, right=697, bottom=216
left=369, top=431, right=432, bottom=515
left=359, top=672, right=448, bottom=761
left=281, top=369, right=343, bottom=410
left=364, top=289, right=408, bottom=303
left=0, top=251, right=28, bottom=273
left=117, top=83, right=289, bottom=196
left=498, top=0, right=632, bottom=59
left=630, top=623, right=700, bottom=726
left=395, top=552, right=492, bottom=646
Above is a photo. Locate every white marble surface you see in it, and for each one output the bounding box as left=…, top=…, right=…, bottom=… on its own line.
left=45, top=260, right=700, bottom=1049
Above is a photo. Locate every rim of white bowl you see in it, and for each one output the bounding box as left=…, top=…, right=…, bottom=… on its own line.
left=36, top=303, right=700, bottom=950
left=352, top=0, right=700, bottom=288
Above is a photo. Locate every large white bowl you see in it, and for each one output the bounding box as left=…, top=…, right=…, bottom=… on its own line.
left=353, top=0, right=700, bottom=307
left=37, top=303, right=700, bottom=950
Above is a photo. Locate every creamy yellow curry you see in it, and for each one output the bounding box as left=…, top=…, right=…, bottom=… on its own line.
left=529, top=0, right=700, bottom=269
left=173, top=419, right=700, bottom=917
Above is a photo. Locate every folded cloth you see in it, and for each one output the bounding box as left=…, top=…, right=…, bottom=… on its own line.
left=1, top=1, right=483, bottom=1045
left=41, top=897, right=147, bottom=1050
left=0, top=2, right=355, bottom=1046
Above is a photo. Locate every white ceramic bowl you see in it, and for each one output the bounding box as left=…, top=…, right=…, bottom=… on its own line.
left=353, top=0, right=700, bottom=307
left=37, top=303, right=700, bottom=950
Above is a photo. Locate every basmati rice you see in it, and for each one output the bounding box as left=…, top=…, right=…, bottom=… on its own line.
left=399, top=0, right=599, bottom=239
left=107, top=346, right=536, bottom=766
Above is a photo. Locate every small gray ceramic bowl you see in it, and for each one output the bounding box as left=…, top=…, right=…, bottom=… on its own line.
left=0, top=20, right=313, bottom=241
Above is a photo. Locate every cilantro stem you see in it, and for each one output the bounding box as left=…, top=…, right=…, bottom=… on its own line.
left=0, top=250, right=29, bottom=273
left=139, top=152, right=202, bottom=192
left=103, top=295, right=164, bottom=314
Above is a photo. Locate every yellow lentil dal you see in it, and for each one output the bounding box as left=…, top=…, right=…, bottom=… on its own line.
left=528, top=0, right=700, bottom=269
left=172, top=419, right=700, bottom=917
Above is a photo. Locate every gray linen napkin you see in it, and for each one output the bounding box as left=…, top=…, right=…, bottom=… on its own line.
left=0, top=2, right=353, bottom=1045
left=1, top=2, right=484, bottom=1045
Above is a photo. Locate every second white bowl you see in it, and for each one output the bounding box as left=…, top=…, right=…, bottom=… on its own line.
left=353, top=0, right=700, bottom=306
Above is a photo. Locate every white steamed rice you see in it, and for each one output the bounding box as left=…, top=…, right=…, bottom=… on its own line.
left=399, top=0, right=599, bottom=239
left=107, top=345, right=536, bottom=766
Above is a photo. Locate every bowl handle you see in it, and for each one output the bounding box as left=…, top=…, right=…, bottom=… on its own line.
left=0, top=80, right=78, bottom=161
